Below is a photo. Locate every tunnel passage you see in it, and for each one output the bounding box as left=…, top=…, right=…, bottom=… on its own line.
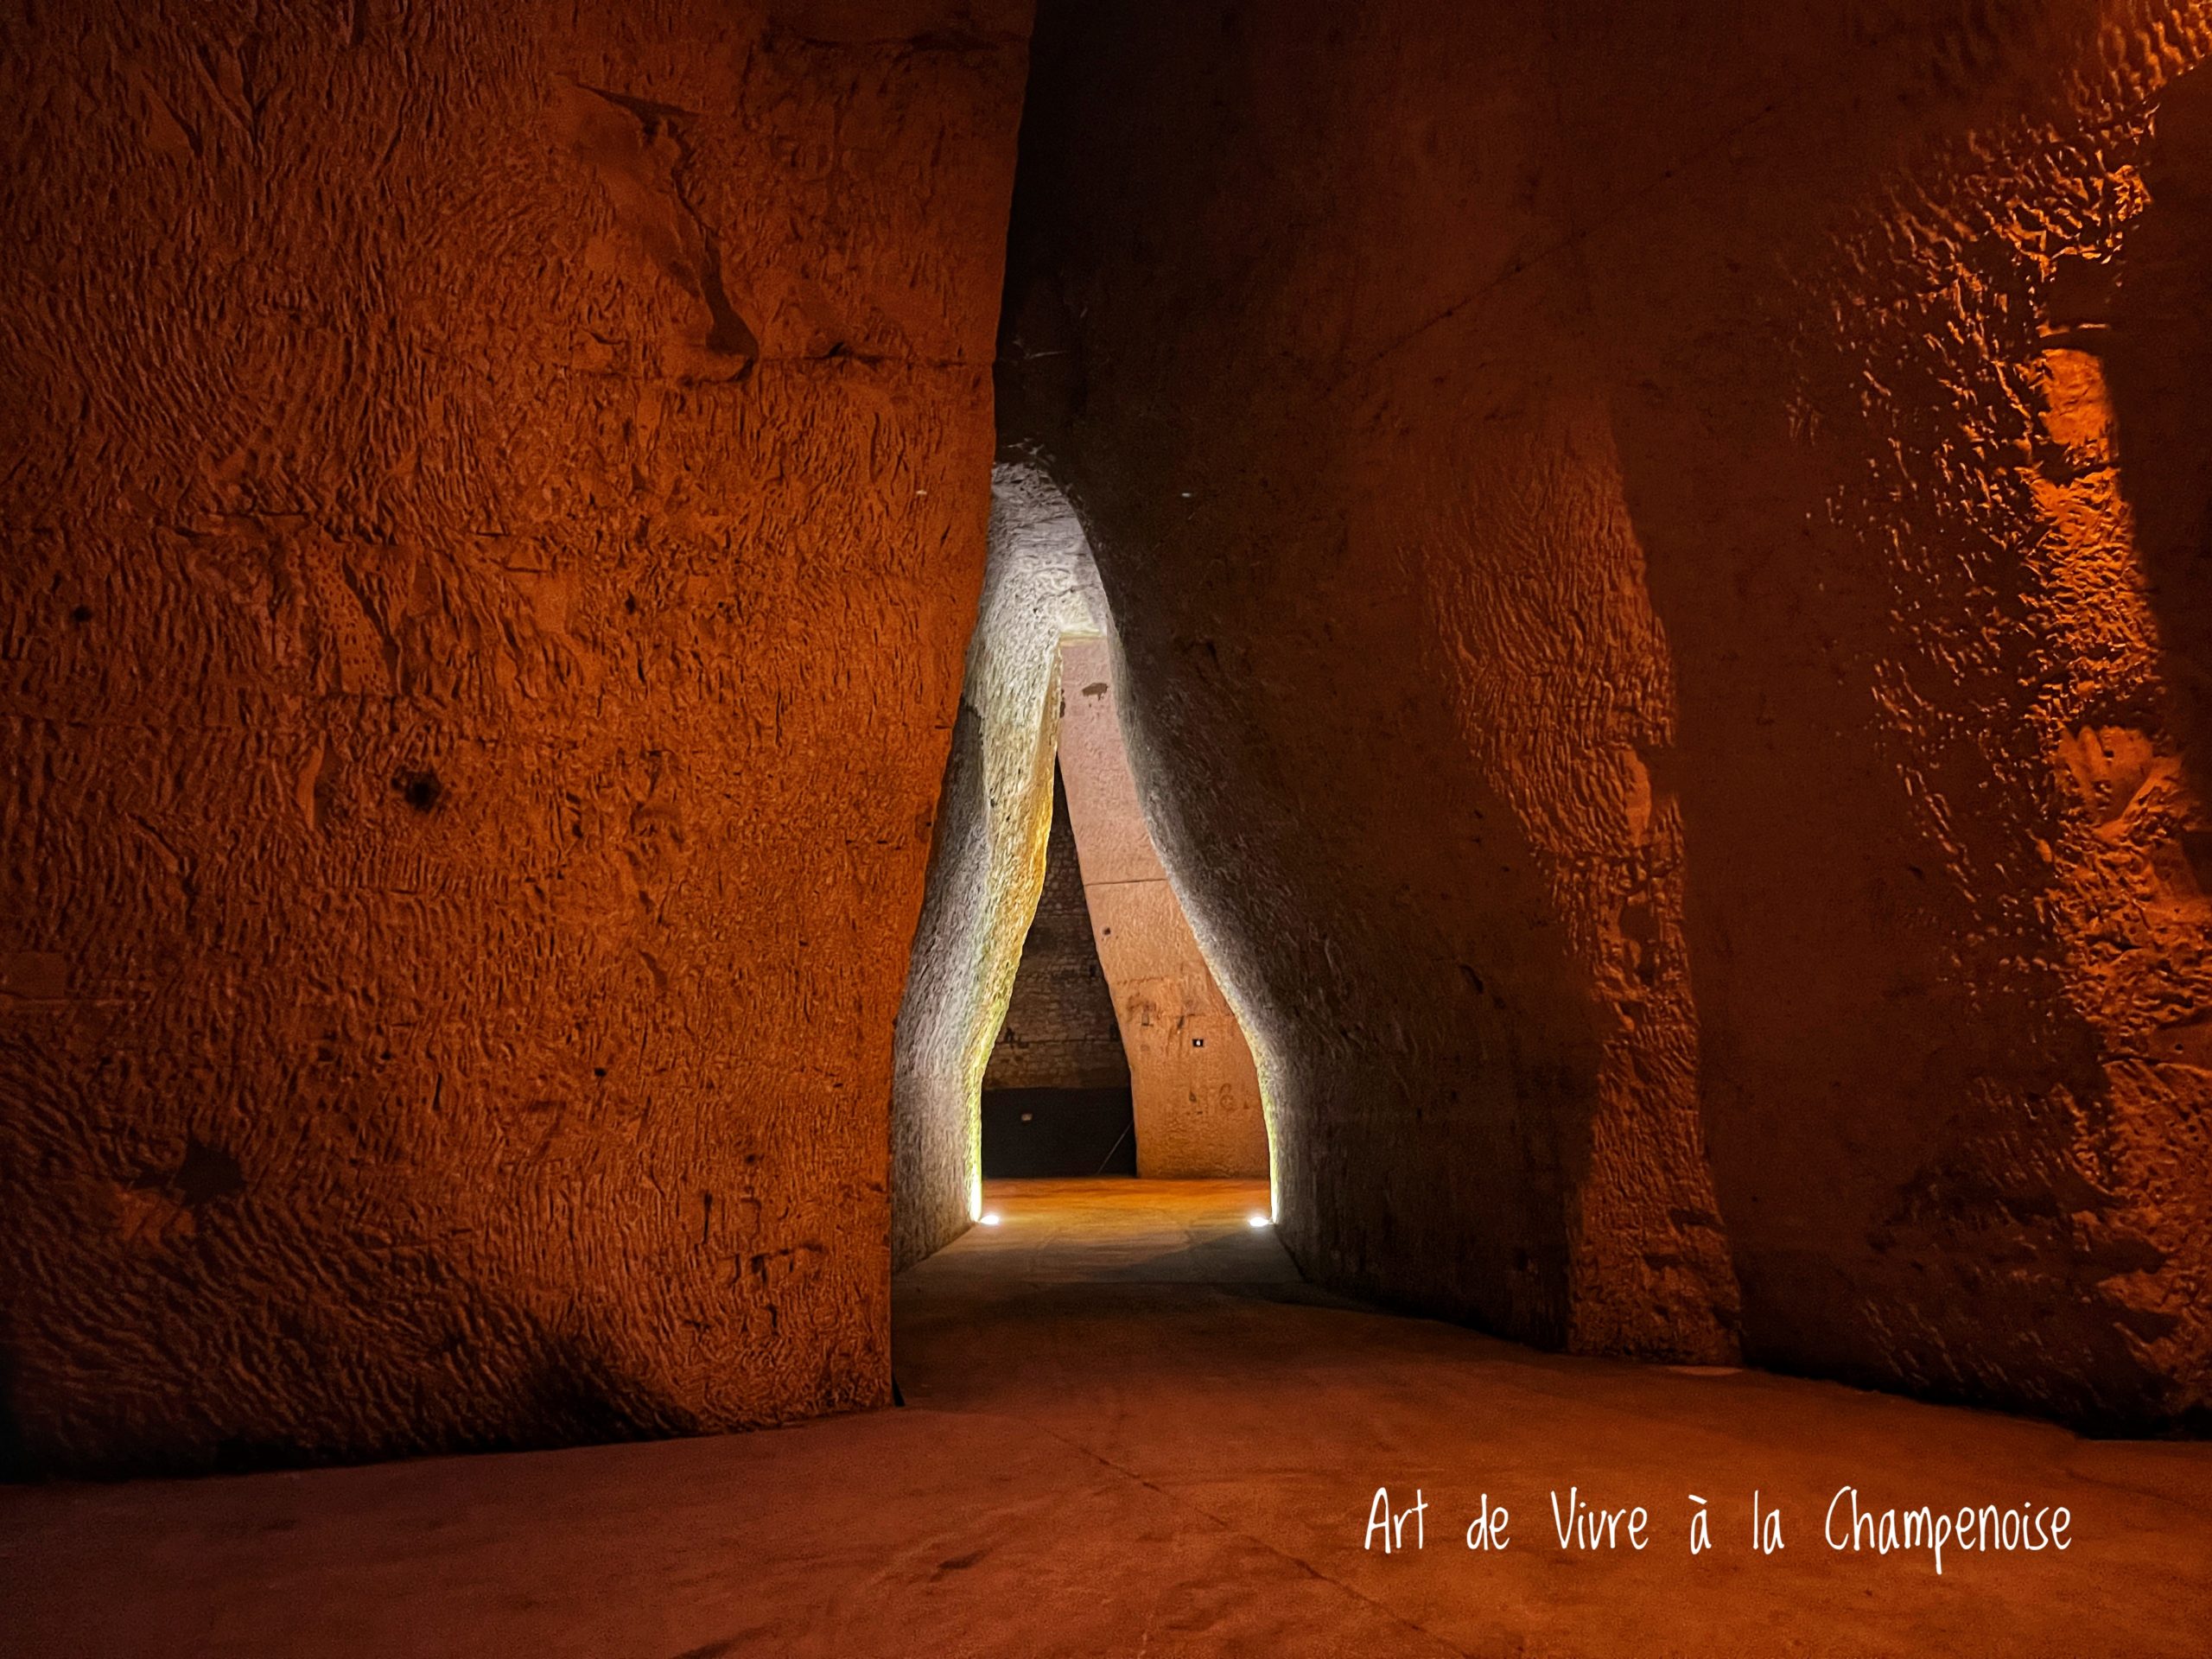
left=980, top=763, right=1135, bottom=1178
left=889, top=467, right=1270, bottom=1271
left=3, top=0, right=2209, bottom=1503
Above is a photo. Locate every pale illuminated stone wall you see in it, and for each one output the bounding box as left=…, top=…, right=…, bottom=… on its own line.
left=1058, top=638, right=1268, bottom=1180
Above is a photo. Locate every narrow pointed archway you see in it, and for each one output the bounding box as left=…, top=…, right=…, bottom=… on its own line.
left=889, top=466, right=1274, bottom=1271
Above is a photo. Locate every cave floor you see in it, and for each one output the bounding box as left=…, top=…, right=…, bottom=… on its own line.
left=4, top=1178, right=2209, bottom=1657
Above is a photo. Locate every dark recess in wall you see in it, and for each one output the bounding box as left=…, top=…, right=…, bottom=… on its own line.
left=982, top=761, right=1135, bottom=1174
left=982, top=763, right=1128, bottom=1095
left=982, top=1086, right=1137, bottom=1177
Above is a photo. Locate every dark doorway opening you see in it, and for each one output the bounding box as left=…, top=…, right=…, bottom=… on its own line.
left=980, top=762, right=1135, bottom=1177
left=981, top=1088, right=1135, bottom=1177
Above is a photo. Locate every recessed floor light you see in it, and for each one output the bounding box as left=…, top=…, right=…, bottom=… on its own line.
left=980, top=1212, right=1002, bottom=1227
left=1248, top=1214, right=1271, bottom=1228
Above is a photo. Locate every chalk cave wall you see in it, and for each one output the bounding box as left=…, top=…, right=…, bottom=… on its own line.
left=1057, top=636, right=1269, bottom=1179
left=0, top=0, right=1028, bottom=1476
left=1001, top=0, right=2212, bottom=1427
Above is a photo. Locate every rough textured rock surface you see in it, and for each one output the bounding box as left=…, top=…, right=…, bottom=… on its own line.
left=1058, top=638, right=1268, bottom=1179
left=980, top=766, right=1127, bottom=1092
left=0, top=0, right=1027, bottom=1476
left=1001, top=0, right=2212, bottom=1426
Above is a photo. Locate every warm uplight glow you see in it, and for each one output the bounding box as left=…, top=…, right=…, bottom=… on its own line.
left=981, top=1212, right=1002, bottom=1227
left=1248, top=1214, right=1270, bottom=1229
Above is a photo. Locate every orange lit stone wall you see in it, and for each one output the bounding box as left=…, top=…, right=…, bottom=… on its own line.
left=0, top=0, right=1027, bottom=1475
left=1002, top=1, right=2212, bottom=1426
